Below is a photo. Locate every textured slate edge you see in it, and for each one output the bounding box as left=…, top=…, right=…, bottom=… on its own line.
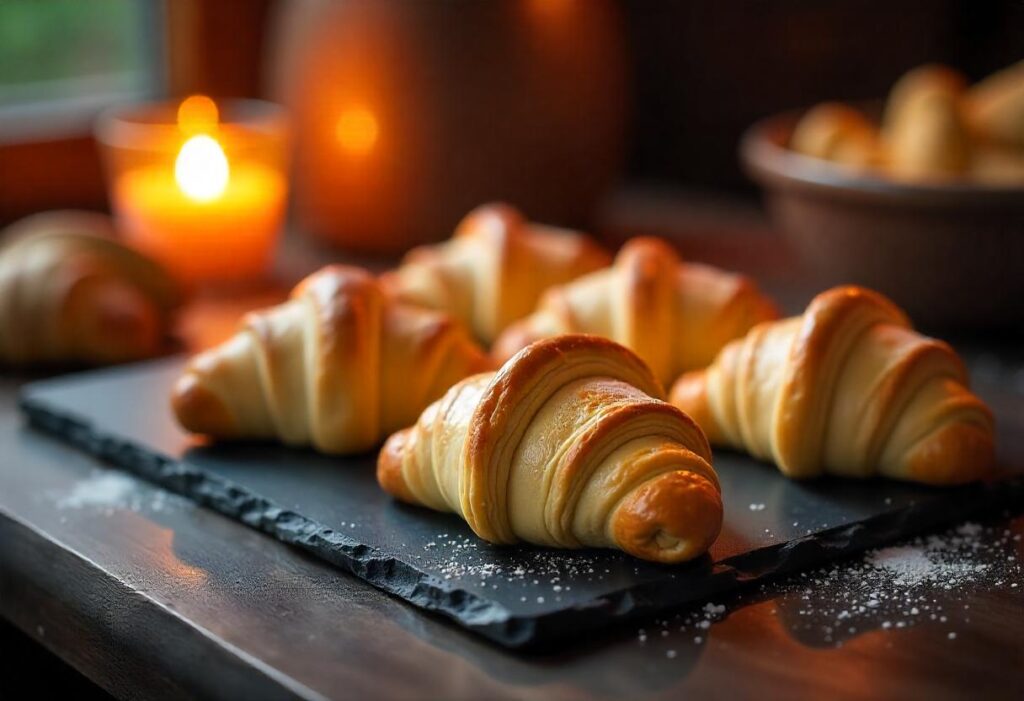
left=19, top=393, right=1024, bottom=650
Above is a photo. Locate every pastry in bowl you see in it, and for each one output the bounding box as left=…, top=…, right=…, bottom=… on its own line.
left=966, top=58, right=1024, bottom=150
left=789, top=102, right=881, bottom=169
left=787, top=61, right=1024, bottom=183
left=378, top=335, right=722, bottom=564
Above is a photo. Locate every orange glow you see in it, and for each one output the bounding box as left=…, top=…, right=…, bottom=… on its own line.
left=115, top=163, right=284, bottom=283
left=177, top=94, right=219, bottom=134
left=527, top=0, right=576, bottom=21
left=335, top=107, right=379, bottom=155
left=152, top=527, right=209, bottom=588
left=107, top=96, right=286, bottom=285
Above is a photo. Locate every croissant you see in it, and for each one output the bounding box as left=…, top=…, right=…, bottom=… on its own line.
left=492, top=237, right=778, bottom=386
left=670, top=286, right=995, bottom=485
left=378, top=335, right=722, bottom=564
left=882, top=64, right=970, bottom=178
left=971, top=143, right=1024, bottom=184
left=966, top=59, right=1024, bottom=149
left=172, top=265, right=491, bottom=454
left=790, top=102, right=881, bottom=168
left=379, top=203, right=610, bottom=345
left=0, top=210, right=180, bottom=366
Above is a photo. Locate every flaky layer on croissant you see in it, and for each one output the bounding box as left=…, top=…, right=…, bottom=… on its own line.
left=0, top=211, right=180, bottom=366
left=492, top=237, right=778, bottom=386
left=378, top=335, right=722, bottom=564
left=172, top=266, right=492, bottom=454
left=670, top=286, right=995, bottom=485
left=379, top=203, right=610, bottom=345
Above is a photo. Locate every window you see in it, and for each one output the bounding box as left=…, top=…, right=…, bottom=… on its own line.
left=0, top=0, right=162, bottom=136
left=0, top=0, right=269, bottom=223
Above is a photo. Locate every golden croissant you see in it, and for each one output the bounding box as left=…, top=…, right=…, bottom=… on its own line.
left=380, top=203, right=610, bottom=345
left=790, top=102, right=881, bottom=168
left=0, top=211, right=180, bottom=366
left=172, top=266, right=491, bottom=454
left=378, top=335, right=722, bottom=564
left=492, top=237, right=778, bottom=386
left=670, top=286, right=995, bottom=485
left=966, top=58, right=1024, bottom=149
left=882, top=64, right=970, bottom=178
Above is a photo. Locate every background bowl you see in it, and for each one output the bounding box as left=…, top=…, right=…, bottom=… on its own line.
left=741, top=111, right=1024, bottom=333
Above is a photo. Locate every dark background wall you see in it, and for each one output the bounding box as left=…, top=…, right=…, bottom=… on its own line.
left=621, top=0, right=1024, bottom=190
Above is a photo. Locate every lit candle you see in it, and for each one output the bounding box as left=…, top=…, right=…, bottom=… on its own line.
left=99, top=96, right=288, bottom=286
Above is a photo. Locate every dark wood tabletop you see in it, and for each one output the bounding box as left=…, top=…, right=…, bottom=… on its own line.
left=2, top=189, right=1023, bottom=700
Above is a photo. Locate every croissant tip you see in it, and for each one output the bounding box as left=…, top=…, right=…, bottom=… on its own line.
left=377, top=428, right=418, bottom=503
left=611, top=470, right=723, bottom=564
left=171, top=371, right=237, bottom=438
left=901, top=420, right=996, bottom=485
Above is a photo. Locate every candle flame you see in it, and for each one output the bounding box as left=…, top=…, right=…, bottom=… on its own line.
left=336, top=107, right=379, bottom=155
left=178, top=95, right=219, bottom=135
left=175, top=135, right=229, bottom=202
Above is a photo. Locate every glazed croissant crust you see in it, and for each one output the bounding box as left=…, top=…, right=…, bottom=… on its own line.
left=173, top=266, right=491, bottom=454
left=670, top=286, right=995, bottom=485
left=378, top=335, right=722, bottom=564
left=0, top=211, right=179, bottom=366
left=380, top=203, right=610, bottom=345
left=493, top=237, right=778, bottom=385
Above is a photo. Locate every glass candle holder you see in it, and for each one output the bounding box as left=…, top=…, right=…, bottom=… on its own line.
left=97, top=96, right=289, bottom=287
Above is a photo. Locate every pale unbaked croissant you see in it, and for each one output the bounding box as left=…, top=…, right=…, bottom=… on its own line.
left=172, top=266, right=492, bottom=454
left=0, top=211, right=180, bottom=366
left=492, top=237, right=778, bottom=386
left=670, top=286, right=995, bottom=485
left=378, top=335, right=722, bottom=564
left=380, top=203, right=610, bottom=345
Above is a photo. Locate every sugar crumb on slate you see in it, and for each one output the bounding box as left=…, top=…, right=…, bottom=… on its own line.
left=423, top=536, right=616, bottom=593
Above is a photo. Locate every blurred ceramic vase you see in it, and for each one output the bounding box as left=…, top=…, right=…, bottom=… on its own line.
left=268, top=0, right=627, bottom=254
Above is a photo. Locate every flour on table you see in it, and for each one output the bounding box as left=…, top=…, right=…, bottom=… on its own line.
left=53, top=469, right=186, bottom=515
left=56, top=471, right=137, bottom=509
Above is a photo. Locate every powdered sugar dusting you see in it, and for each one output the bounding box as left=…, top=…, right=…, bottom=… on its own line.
left=866, top=543, right=989, bottom=587
left=419, top=533, right=612, bottom=599
left=635, top=517, right=1022, bottom=650
left=52, top=469, right=186, bottom=516
left=56, top=472, right=137, bottom=510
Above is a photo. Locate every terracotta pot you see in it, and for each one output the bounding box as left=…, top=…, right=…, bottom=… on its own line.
left=268, top=0, right=627, bottom=254
left=742, top=110, right=1024, bottom=332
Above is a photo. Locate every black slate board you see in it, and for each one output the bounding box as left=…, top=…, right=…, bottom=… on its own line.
left=19, top=358, right=1024, bottom=649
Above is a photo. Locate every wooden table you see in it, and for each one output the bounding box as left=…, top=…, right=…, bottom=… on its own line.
left=2, top=191, right=1023, bottom=700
